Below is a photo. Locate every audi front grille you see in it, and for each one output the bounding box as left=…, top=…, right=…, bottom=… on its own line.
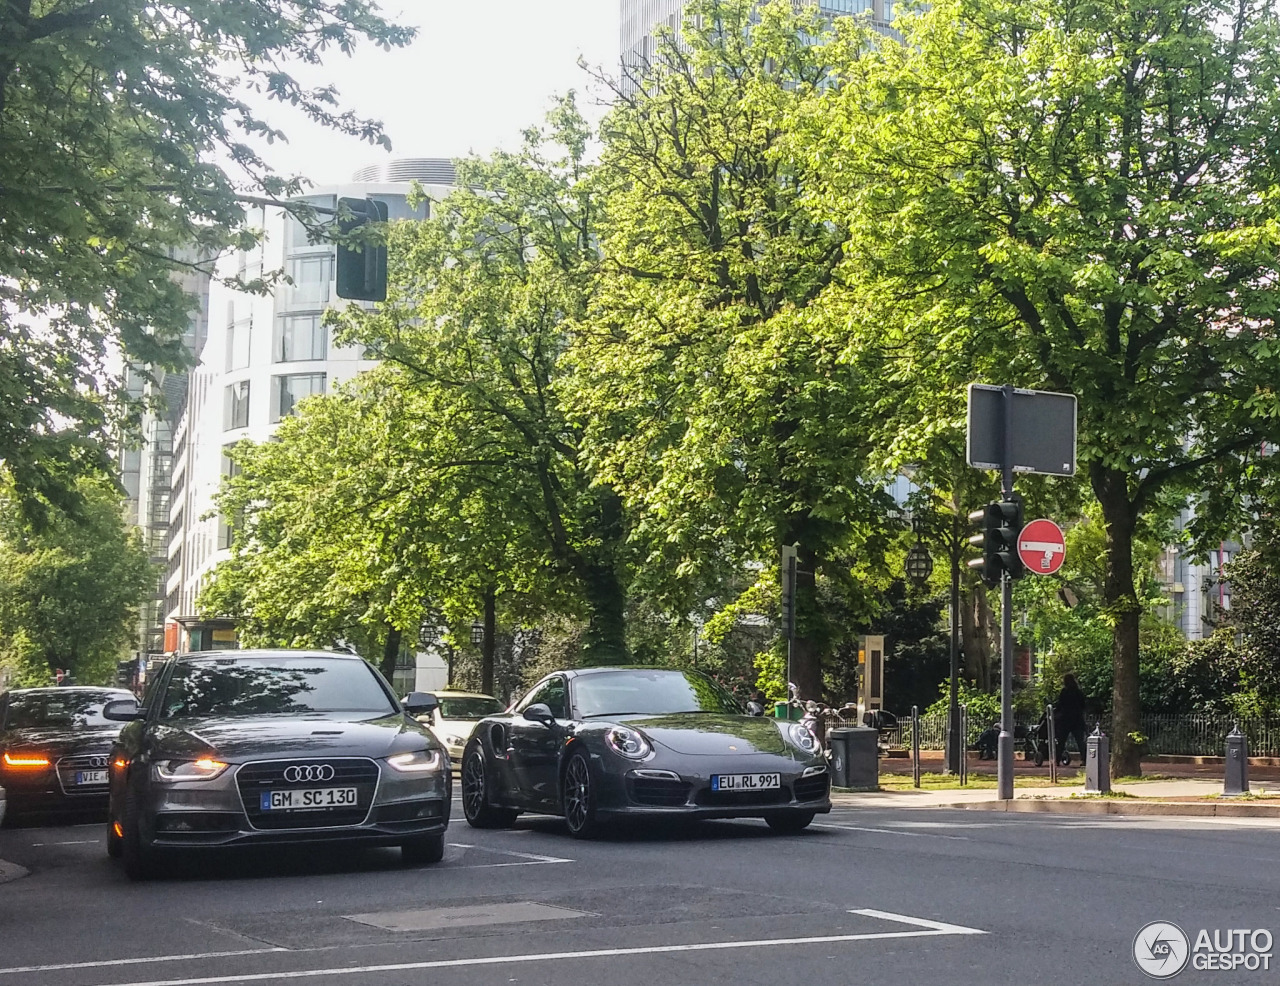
left=55, top=753, right=111, bottom=796
left=236, top=758, right=379, bottom=830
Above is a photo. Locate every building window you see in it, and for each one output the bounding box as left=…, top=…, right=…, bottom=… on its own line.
left=221, top=445, right=242, bottom=478
left=288, top=254, right=334, bottom=305
left=276, top=313, right=327, bottom=362
left=223, top=381, right=250, bottom=431
left=271, top=373, right=326, bottom=422
left=226, top=318, right=252, bottom=371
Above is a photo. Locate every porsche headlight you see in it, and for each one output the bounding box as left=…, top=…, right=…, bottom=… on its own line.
left=386, top=749, right=444, bottom=773
left=153, top=758, right=229, bottom=782
left=605, top=725, right=652, bottom=760
left=443, top=734, right=467, bottom=749
left=787, top=722, right=820, bottom=754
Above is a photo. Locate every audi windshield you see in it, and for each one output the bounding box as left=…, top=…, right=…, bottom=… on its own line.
left=159, top=657, right=398, bottom=718
left=4, top=690, right=124, bottom=729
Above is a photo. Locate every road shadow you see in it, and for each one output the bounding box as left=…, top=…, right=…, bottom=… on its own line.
left=513, top=814, right=833, bottom=844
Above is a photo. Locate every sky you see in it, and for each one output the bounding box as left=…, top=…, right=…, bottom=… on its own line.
left=250, top=0, right=620, bottom=187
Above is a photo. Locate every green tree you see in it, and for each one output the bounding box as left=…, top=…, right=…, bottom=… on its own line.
left=573, top=0, right=894, bottom=700
left=804, top=0, right=1280, bottom=772
left=0, top=1, right=413, bottom=521
left=335, top=99, right=635, bottom=663
left=0, top=478, right=152, bottom=684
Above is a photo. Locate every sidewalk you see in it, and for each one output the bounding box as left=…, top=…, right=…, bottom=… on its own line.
left=832, top=768, right=1280, bottom=817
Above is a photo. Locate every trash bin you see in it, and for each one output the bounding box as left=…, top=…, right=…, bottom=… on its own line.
left=774, top=701, right=803, bottom=721
left=838, top=726, right=880, bottom=791
left=828, top=728, right=852, bottom=788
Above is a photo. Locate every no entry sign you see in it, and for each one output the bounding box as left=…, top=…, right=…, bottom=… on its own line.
left=1018, top=519, right=1066, bottom=575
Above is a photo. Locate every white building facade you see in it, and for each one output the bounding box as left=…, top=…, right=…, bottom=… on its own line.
left=164, top=160, right=460, bottom=688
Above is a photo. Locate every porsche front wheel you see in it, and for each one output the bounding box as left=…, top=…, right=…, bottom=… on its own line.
left=461, top=745, right=518, bottom=829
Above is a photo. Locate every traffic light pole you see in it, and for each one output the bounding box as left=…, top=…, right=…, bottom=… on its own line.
left=997, top=384, right=1016, bottom=801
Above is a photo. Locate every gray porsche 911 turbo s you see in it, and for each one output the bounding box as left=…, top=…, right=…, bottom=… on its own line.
left=461, top=667, right=830, bottom=838
left=103, top=650, right=449, bottom=880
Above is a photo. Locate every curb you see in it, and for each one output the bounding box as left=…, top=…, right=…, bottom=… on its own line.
left=0, top=858, right=28, bottom=885
left=1149, top=754, right=1280, bottom=767
left=947, top=798, right=1280, bottom=818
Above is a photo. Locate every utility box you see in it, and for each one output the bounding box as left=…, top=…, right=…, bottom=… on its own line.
left=856, top=635, right=885, bottom=725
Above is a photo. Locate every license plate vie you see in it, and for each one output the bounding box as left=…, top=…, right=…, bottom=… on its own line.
left=260, top=787, right=358, bottom=811
left=711, top=773, right=780, bottom=792
left=75, top=770, right=107, bottom=785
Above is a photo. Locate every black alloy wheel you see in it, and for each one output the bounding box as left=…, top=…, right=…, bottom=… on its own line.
left=401, top=832, right=445, bottom=866
left=765, top=811, right=816, bottom=834
left=461, top=745, right=518, bottom=829
left=106, top=813, right=123, bottom=859
left=120, top=790, right=158, bottom=881
left=561, top=750, right=599, bottom=839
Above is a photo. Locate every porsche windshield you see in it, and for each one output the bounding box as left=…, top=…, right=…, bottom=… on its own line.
left=160, top=657, right=396, bottom=718
left=573, top=671, right=742, bottom=718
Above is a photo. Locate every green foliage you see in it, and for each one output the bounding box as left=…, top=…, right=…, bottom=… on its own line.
left=0, top=478, right=153, bottom=684
left=801, top=0, right=1280, bottom=771
left=925, top=681, right=1001, bottom=728
left=0, top=0, right=413, bottom=521
left=573, top=0, right=896, bottom=697
left=334, top=97, right=632, bottom=663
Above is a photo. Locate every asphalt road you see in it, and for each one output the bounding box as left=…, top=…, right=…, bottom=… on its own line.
left=2, top=798, right=1278, bottom=986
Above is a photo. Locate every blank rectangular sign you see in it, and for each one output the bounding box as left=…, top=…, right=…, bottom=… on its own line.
left=967, top=384, right=1077, bottom=477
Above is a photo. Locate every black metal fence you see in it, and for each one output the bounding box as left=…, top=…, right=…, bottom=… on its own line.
left=833, top=712, right=1280, bottom=758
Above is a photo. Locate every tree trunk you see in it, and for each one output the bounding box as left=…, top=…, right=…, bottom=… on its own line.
left=379, top=624, right=402, bottom=683
left=1093, top=464, right=1143, bottom=777
left=581, top=563, right=628, bottom=664
left=961, top=586, right=994, bottom=691
left=481, top=585, right=496, bottom=695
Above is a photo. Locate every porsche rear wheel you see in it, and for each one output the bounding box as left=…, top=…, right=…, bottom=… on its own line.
left=461, top=745, right=518, bottom=829
left=562, top=750, right=600, bottom=840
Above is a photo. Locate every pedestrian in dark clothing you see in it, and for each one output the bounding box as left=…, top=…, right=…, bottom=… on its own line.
left=1054, top=673, right=1088, bottom=766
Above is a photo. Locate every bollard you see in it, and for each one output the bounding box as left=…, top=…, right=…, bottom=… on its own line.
left=1085, top=724, right=1111, bottom=794
left=911, top=705, right=921, bottom=788
left=1046, top=704, right=1057, bottom=785
left=1224, top=723, right=1250, bottom=797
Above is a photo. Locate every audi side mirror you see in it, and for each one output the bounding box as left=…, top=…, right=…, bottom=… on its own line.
left=402, top=692, right=439, bottom=716
left=102, top=698, right=141, bottom=722
left=522, top=703, right=555, bottom=726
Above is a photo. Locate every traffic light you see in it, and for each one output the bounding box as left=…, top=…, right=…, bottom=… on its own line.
left=967, top=499, right=1025, bottom=588
left=335, top=197, right=388, bottom=301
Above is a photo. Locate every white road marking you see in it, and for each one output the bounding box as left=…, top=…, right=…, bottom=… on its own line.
left=90, top=913, right=988, bottom=986
left=29, top=839, right=99, bottom=846
left=0, top=949, right=288, bottom=977
left=448, top=843, right=571, bottom=864
left=813, top=822, right=970, bottom=841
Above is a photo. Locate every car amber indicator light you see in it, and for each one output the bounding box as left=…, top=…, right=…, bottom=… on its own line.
left=2, top=752, right=51, bottom=767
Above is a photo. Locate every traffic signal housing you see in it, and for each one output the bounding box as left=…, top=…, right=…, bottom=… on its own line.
left=335, top=197, right=388, bottom=302
left=968, top=500, right=1025, bottom=588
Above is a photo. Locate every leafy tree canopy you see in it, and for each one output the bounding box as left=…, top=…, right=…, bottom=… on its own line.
left=800, top=0, right=1280, bottom=771
left=0, top=476, right=152, bottom=685
left=0, top=0, right=413, bottom=522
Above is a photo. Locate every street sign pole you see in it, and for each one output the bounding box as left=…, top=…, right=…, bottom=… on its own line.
left=998, top=386, right=1015, bottom=801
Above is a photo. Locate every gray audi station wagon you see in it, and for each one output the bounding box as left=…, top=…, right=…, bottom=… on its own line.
left=104, top=650, right=448, bottom=879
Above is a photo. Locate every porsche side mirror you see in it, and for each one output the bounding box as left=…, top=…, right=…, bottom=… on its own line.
left=522, top=703, right=555, bottom=726
left=102, top=698, right=142, bottom=722
left=403, top=692, right=439, bottom=716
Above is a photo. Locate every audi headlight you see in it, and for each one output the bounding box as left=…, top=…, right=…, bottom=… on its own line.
left=605, top=725, right=652, bottom=760
left=386, top=749, right=444, bottom=773
left=786, top=722, right=820, bottom=755
left=153, top=758, right=228, bottom=782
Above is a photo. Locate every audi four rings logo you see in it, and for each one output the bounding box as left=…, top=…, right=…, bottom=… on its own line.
left=283, top=764, right=334, bottom=782
left=86, top=755, right=108, bottom=768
